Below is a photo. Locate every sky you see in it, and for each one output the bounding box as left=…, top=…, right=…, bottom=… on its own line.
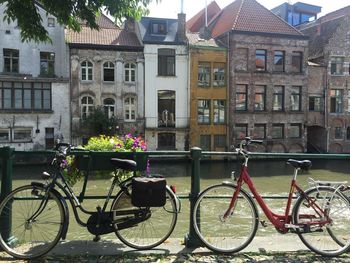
left=148, top=0, right=350, bottom=20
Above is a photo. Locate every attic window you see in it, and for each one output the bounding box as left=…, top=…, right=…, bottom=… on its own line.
left=5, top=30, right=11, bottom=35
left=48, top=18, right=55, bottom=27
left=152, top=22, right=166, bottom=35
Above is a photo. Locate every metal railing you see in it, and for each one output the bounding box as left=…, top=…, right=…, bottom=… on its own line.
left=1, top=146, right=350, bottom=248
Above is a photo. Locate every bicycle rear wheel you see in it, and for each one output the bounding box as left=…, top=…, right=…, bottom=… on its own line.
left=0, top=184, right=65, bottom=259
left=292, top=186, right=350, bottom=256
left=111, top=184, right=178, bottom=249
left=193, top=183, right=259, bottom=253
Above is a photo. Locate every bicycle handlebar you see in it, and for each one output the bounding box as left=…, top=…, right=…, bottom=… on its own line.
left=234, top=137, right=264, bottom=156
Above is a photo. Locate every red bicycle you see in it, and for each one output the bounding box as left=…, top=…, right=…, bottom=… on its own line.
left=193, top=137, right=350, bottom=256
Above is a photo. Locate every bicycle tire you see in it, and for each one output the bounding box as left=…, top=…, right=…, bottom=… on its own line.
left=292, top=186, right=350, bottom=256
left=0, top=184, right=65, bottom=259
left=193, top=183, right=259, bottom=253
left=111, top=183, right=178, bottom=249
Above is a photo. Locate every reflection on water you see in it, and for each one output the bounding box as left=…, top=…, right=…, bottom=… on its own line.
left=7, top=158, right=350, bottom=241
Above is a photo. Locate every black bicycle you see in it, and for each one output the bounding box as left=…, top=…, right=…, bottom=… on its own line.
left=0, top=143, right=179, bottom=259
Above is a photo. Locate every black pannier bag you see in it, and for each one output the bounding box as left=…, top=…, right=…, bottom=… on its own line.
left=131, top=177, right=167, bottom=207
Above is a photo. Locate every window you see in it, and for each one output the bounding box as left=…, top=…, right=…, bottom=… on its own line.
left=3, top=49, right=19, bottom=73
left=272, top=124, right=284, bottom=139
left=81, top=96, right=94, bottom=119
left=290, top=86, right=301, bottom=111
left=158, top=133, right=175, bottom=150
left=309, top=96, right=323, bottom=112
left=158, top=91, right=175, bottom=127
left=273, top=86, right=284, bottom=111
left=236, top=84, right=247, bottom=111
left=253, top=124, right=266, bottom=139
left=81, top=61, right=93, bottom=81
left=152, top=22, right=166, bottom=34
left=291, top=51, right=303, bottom=73
left=255, top=49, right=266, bottom=71
left=213, top=100, right=225, bottom=124
left=290, top=124, right=302, bottom=138
left=48, top=17, right=55, bottom=27
left=198, top=62, right=210, bottom=87
left=330, top=89, right=342, bottom=113
left=158, top=49, right=175, bottom=76
left=124, top=96, right=136, bottom=121
left=335, top=127, right=342, bottom=139
left=0, top=129, right=10, bottom=142
left=254, top=86, right=265, bottom=111
left=235, top=124, right=248, bottom=139
left=347, top=127, right=350, bottom=140
left=348, top=91, right=350, bottom=113
left=213, top=63, right=225, bottom=86
left=330, top=57, right=344, bottom=75
left=273, top=51, right=285, bottom=72
left=45, top=128, right=54, bottom=149
left=198, top=100, right=210, bottom=124
left=40, top=52, right=55, bottom=76
left=13, top=128, right=32, bottom=142
left=214, top=135, right=226, bottom=149
left=235, top=48, right=248, bottom=71
left=124, top=63, right=136, bottom=82
left=200, top=135, right=211, bottom=151
left=103, top=62, right=114, bottom=82
left=103, top=98, right=115, bottom=118
left=0, top=81, right=51, bottom=111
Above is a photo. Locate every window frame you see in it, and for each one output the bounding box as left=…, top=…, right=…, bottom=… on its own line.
left=290, top=86, right=301, bottom=111
left=290, top=123, right=302, bottom=138
left=0, top=129, right=10, bottom=142
left=158, top=49, right=175, bottom=76
left=157, top=132, right=176, bottom=150
left=198, top=62, right=211, bottom=87
left=272, top=124, right=284, bottom=139
left=273, top=86, right=284, bottom=111
left=330, top=89, right=343, bottom=113
left=40, top=52, right=55, bottom=77
left=309, top=96, right=324, bottom=112
left=103, top=61, right=115, bottom=82
left=200, top=135, right=211, bottom=151
left=330, top=57, right=344, bottom=75
left=103, top=98, right=115, bottom=118
left=197, top=99, right=211, bottom=124
left=81, top=95, right=94, bottom=119
left=124, top=96, right=136, bottom=122
left=253, top=124, right=266, bottom=139
left=235, top=124, right=248, bottom=139
left=47, top=17, right=55, bottom=27
left=13, top=128, right=32, bottom=142
left=213, top=99, right=225, bottom=124
left=273, top=51, right=285, bottom=72
left=335, top=127, right=343, bottom=139
left=81, top=60, right=93, bottom=81
left=3, top=49, right=19, bottom=73
left=124, top=62, right=136, bottom=83
left=151, top=22, right=167, bottom=35
left=214, top=135, right=226, bottom=149
left=255, top=49, right=267, bottom=72
left=291, top=51, right=303, bottom=73
left=254, top=85, right=266, bottom=111
left=235, top=84, right=247, bottom=111
left=213, top=63, right=226, bottom=87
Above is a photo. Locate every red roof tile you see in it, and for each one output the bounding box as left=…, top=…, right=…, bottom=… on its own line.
left=66, top=14, right=141, bottom=47
left=187, top=1, right=221, bottom=32
left=210, top=0, right=304, bottom=38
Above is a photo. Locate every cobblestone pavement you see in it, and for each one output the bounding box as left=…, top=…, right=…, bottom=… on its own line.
left=1, top=251, right=350, bottom=263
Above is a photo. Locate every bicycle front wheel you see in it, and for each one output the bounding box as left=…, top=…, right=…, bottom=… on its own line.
left=0, top=184, right=65, bottom=259
left=111, top=184, right=178, bottom=249
left=292, top=186, right=350, bottom=256
left=193, top=183, right=259, bottom=253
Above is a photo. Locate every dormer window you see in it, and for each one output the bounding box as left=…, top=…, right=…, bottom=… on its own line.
left=152, top=22, right=166, bottom=34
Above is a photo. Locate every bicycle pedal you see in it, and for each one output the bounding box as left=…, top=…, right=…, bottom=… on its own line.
left=93, top=235, right=101, bottom=242
left=260, top=220, right=268, bottom=227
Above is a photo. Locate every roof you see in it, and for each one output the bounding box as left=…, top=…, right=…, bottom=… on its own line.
left=65, top=14, right=142, bottom=48
left=187, top=32, right=223, bottom=49
left=137, top=17, right=183, bottom=44
left=186, top=1, right=221, bottom=32
left=208, top=0, right=304, bottom=38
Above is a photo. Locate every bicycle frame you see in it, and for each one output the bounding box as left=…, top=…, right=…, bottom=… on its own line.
left=224, top=158, right=331, bottom=233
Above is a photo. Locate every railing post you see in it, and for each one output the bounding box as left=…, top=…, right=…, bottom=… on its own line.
left=0, top=147, right=15, bottom=246
left=185, top=147, right=202, bottom=247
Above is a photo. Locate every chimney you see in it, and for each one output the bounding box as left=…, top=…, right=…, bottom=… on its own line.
left=124, top=18, right=135, bottom=32
left=177, top=13, right=187, bottom=43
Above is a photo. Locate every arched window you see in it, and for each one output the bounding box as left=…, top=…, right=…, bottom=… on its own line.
left=81, top=61, right=93, bottom=81
left=124, top=63, right=136, bottom=82
left=103, top=61, right=115, bottom=82
left=347, top=127, right=350, bottom=140
left=81, top=96, right=94, bottom=119
left=103, top=98, right=115, bottom=118
left=124, top=96, right=136, bottom=121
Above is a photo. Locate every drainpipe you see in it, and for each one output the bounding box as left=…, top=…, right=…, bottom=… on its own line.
left=226, top=32, right=230, bottom=149
left=324, top=66, right=329, bottom=152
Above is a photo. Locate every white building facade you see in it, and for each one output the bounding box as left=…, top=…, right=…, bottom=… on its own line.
left=0, top=2, right=70, bottom=150
left=138, top=14, right=189, bottom=150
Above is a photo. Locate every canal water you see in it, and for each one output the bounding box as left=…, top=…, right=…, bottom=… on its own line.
left=8, top=158, right=350, bottom=242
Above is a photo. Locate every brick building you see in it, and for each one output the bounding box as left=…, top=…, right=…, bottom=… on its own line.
left=188, top=0, right=309, bottom=152
left=300, top=7, right=350, bottom=153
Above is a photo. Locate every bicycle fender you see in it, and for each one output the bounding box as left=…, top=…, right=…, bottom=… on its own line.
left=166, top=185, right=181, bottom=213
left=31, top=182, right=70, bottom=240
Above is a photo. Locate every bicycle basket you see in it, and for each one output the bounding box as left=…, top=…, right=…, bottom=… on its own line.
left=131, top=177, right=166, bottom=207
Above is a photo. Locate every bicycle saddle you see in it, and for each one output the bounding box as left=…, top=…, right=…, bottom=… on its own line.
left=110, top=158, right=137, bottom=171
left=286, top=159, right=312, bottom=170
